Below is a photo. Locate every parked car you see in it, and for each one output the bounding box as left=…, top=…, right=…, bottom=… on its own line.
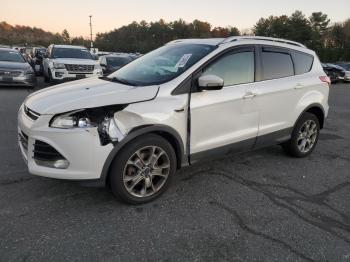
left=336, top=62, right=350, bottom=82
left=322, top=63, right=345, bottom=83
left=29, top=47, right=46, bottom=75
left=0, top=48, right=36, bottom=88
left=42, top=44, right=103, bottom=83
left=99, top=54, right=135, bottom=75
left=18, top=36, right=329, bottom=204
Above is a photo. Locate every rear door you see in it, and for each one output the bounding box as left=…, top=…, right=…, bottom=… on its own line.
left=254, top=46, right=314, bottom=147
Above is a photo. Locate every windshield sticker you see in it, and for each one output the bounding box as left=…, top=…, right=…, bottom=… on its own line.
left=175, top=54, right=192, bottom=68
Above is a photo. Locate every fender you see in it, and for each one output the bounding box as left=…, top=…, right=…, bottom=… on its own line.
left=99, top=124, right=187, bottom=184
left=293, top=103, right=326, bottom=129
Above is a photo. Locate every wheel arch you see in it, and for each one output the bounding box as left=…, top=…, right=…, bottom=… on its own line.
left=100, top=124, right=187, bottom=185
left=295, top=103, right=325, bottom=129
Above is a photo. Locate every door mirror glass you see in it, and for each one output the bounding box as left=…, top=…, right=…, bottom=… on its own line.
left=197, top=74, right=224, bottom=91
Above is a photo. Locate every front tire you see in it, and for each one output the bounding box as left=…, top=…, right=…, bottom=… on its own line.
left=108, top=134, right=177, bottom=204
left=282, top=112, right=320, bottom=158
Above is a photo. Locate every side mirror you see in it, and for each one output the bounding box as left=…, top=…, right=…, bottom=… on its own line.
left=197, top=75, right=224, bottom=91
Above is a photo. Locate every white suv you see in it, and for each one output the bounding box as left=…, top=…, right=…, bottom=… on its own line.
left=43, top=44, right=103, bottom=82
left=18, top=37, right=330, bottom=204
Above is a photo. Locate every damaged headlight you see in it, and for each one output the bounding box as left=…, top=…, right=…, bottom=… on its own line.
left=50, top=110, right=97, bottom=129
left=50, top=106, right=126, bottom=145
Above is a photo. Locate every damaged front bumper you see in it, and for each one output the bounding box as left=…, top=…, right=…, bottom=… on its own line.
left=18, top=104, right=122, bottom=181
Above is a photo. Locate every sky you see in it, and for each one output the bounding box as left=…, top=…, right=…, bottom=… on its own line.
left=1, top=0, right=350, bottom=38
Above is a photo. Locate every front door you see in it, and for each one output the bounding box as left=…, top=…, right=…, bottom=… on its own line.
left=190, top=46, right=260, bottom=161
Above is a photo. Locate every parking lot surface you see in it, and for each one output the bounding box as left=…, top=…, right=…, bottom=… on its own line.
left=0, top=79, right=350, bottom=262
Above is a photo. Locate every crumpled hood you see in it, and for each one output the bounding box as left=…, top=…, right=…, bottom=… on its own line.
left=24, top=77, right=159, bottom=114
left=51, top=58, right=98, bottom=65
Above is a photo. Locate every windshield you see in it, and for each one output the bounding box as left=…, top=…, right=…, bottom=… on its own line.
left=108, top=44, right=216, bottom=86
left=107, top=56, right=133, bottom=67
left=0, top=50, right=25, bottom=63
left=52, top=48, right=93, bottom=59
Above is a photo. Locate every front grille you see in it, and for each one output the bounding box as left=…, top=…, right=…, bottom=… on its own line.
left=19, top=131, right=28, bottom=153
left=33, top=140, right=65, bottom=162
left=65, top=64, right=94, bottom=73
left=24, top=105, right=40, bottom=121
left=0, top=70, right=22, bottom=77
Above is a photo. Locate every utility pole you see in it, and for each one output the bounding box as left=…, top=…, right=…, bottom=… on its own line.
left=89, top=15, right=93, bottom=50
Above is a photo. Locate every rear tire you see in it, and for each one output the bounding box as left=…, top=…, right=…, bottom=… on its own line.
left=282, top=112, right=320, bottom=158
left=108, top=134, right=177, bottom=204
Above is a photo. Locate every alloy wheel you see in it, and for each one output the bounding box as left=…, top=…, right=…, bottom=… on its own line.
left=123, top=146, right=170, bottom=198
left=297, top=120, right=318, bottom=153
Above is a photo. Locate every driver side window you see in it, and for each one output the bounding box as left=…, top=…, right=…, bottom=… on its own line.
left=202, top=51, right=255, bottom=87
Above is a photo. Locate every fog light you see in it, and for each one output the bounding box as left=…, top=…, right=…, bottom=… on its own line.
left=53, top=159, right=70, bottom=169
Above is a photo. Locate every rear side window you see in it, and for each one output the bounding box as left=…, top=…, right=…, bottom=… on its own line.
left=291, top=51, right=314, bottom=75
left=262, top=50, right=294, bottom=80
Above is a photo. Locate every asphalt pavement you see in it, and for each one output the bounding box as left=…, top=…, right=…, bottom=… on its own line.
left=0, top=79, right=350, bottom=262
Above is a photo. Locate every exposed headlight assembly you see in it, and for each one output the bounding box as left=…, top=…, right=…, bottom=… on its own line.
left=98, top=117, right=124, bottom=145
left=50, top=110, right=97, bottom=129
left=50, top=105, right=127, bottom=145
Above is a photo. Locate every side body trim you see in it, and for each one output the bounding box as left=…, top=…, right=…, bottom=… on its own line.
left=190, top=127, right=292, bottom=164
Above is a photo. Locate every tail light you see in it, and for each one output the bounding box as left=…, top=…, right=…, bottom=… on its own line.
left=319, top=76, right=331, bottom=87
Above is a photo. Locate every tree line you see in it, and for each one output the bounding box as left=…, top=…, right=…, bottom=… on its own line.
left=1, top=10, right=349, bottom=62
left=0, top=22, right=91, bottom=48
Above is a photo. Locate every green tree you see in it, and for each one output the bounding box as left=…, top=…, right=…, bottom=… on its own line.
left=309, top=12, right=330, bottom=49
left=61, top=29, right=70, bottom=44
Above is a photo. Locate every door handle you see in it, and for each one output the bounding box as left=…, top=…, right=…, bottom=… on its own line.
left=294, top=83, right=304, bottom=89
left=243, top=92, right=257, bottom=99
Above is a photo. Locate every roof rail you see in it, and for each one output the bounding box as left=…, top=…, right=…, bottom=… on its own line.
left=218, top=36, right=306, bottom=48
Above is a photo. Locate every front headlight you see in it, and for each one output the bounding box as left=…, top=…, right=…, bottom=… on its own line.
left=50, top=108, right=126, bottom=145
left=95, top=64, right=102, bottom=70
left=53, top=62, right=66, bottom=69
left=24, top=68, right=34, bottom=75
left=50, top=110, right=97, bottom=129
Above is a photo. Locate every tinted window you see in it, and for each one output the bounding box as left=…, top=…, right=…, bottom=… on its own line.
left=52, top=48, right=92, bottom=59
left=262, top=51, right=294, bottom=80
left=202, top=51, right=255, bottom=86
left=0, top=50, right=25, bottom=63
left=108, top=44, right=216, bottom=86
left=292, top=51, right=313, bottom=75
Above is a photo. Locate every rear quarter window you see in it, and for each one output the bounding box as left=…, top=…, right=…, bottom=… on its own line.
left=291, top=51, right=314, bottom=75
